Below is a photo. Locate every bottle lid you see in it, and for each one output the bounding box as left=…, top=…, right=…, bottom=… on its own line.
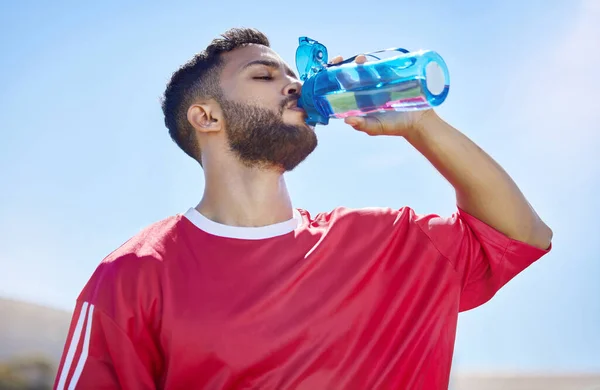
left=295, top=37, right=328, bottom=81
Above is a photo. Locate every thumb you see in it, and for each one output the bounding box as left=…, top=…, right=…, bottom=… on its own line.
left=344, top=116, right=384, bottom=135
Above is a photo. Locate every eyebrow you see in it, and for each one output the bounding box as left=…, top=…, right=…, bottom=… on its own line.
left=242, top=59, right=297, bottom=79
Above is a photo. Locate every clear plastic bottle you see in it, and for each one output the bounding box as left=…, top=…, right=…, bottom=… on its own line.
left=295, top=37, right=450, bottom=126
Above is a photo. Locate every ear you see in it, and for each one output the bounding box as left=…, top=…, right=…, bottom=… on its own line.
left=187, top=99, right=223, bottom=134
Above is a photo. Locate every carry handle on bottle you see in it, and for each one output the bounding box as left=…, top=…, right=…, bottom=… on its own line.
left=326, top=47, right=413, bottom=67
left=295, top=36, right=414, bottom=81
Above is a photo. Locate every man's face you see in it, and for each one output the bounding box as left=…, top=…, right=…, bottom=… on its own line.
left=217, top=44, right=317, bottom=171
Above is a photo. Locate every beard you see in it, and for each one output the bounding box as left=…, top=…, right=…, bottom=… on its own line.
left=219, top=97, right=318, bottom=172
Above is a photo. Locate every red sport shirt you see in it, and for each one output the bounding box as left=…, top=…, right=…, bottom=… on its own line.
left=54, top=205, right=550, bottom=389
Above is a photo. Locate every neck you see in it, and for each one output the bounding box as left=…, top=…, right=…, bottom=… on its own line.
left=197, top=163, right=294, bottom=228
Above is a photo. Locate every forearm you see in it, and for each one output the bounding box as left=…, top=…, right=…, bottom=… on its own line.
left=405, top=110, right=552, bottom=249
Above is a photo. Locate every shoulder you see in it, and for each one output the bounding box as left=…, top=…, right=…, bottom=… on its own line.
left=299, top=205, right=426, bottom=228
left=110, top=213, right=189, bottom=260
left=78, top=213, right=187, bottom=306
left=299, top=205, right=466, bottom=249
left=304, top=205, right=422, bottom=221
left=100, top=213, right=184, bottom=270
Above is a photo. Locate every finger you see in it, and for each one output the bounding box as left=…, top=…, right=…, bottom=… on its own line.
left=344, top=116, right=384, bottom=135
left=354, top=54, right=368, bottom=65
left=329, top=55, right=344, bottom=65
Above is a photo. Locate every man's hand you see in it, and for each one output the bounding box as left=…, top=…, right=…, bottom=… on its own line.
left=328, top=54, right=429, bottom=138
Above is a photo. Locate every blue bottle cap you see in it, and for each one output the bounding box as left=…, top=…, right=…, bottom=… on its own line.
left=295, top=37, right=328, bottom=81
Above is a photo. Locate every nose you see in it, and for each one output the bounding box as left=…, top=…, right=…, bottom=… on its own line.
left=283, top=79, right=302, bottom=96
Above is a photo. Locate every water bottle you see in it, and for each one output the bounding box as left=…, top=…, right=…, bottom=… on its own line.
left=295, top=37, right=450, bottom=126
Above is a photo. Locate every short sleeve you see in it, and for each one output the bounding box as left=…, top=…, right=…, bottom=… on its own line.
left=54, top=253, right=165, bottom=389
left=54, top=300, right=159, bottom=390
left=413, top=207, right=551, bottom=312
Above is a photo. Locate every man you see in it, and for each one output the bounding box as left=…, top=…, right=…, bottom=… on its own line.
left=53, top=28, right=552, bottom=389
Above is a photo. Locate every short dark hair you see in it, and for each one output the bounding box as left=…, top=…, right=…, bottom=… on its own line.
left=161, top=28, right=270, bottom=163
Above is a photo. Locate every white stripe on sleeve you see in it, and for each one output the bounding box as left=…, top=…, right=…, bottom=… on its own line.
left=68, top=304, right=94, bottom=389
left=55, top=302, right=94, bottom=390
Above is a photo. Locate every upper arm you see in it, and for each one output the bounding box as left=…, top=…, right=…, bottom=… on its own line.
left=412, top=207, right=551, bottom=311
left=54, top=300, right=159, bottom=390
left=54, top=253, right=164, bottom=389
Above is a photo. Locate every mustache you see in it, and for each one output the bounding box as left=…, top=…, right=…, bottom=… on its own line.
left=279, top=95, right=300, bottom=111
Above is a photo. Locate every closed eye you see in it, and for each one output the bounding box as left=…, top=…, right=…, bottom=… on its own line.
left=253, top=76, right=273, bottom=80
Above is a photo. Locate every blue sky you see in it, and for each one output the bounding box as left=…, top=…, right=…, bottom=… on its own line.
left=1, top=0, right=598, bottom=374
